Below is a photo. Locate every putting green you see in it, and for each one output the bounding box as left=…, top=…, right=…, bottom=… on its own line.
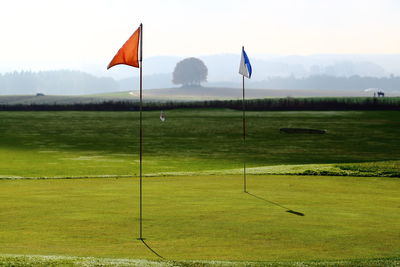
left=1, top=175, right=399, bottom=261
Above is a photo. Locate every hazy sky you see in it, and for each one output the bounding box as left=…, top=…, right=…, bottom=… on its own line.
left=1, top=0, right=400, bottom=72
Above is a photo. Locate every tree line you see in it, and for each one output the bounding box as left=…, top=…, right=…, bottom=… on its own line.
left=0, top=70, right=118, bottom=95
left=2, top=69, right=400, bottom=95
left=0, top=97, right=399, bottom=111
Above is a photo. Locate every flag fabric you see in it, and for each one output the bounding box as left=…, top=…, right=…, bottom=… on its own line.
left=160, top=111, right=166, bottom=122
left=239, top=47, right=252, bottom=78
left=108, top=26, right=141, bottom=69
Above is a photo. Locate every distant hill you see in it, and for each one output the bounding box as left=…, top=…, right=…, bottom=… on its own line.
left=95, top=54, right=400, bottom=81
left=0, top=70, right=118, bottom=95
left=2, top=69, right=400, bottom=97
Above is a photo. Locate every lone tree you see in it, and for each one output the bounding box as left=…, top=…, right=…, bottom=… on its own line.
left=172, top=57, right=208, bottom=87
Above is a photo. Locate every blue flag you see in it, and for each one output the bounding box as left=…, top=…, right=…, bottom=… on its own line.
left=239, top=47, right=252, bottom=78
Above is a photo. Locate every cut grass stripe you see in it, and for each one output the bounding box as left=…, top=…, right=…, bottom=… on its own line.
left=1, top=161, right=399, bottom=180
left=1, top=254, right=399, bottom=267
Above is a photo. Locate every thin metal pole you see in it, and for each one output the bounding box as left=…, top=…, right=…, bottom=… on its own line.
left=139, top=23, right=143, bottom=240
left=242, top=74, right=246, bottom=193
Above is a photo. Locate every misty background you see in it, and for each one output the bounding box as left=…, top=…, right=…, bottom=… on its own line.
left=1, top=54, right=400, bottom=96
left=2, top=1, right=400, bottom=97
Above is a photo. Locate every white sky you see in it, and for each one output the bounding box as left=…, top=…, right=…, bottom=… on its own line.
left=1, top=0, right=400, bottom=71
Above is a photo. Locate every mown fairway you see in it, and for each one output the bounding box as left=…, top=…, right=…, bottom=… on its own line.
left=1, top=175, right=399, bottom=261
left=0, top=110, right=399, bottom=177
left=0, top=109, right=399, bottom=264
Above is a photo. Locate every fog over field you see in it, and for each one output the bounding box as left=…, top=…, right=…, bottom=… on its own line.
left=2, top=54, right=400, bottom=96
left=1, top=0, right=400, bottom=96
left=99, top=54, right=400, bottom=81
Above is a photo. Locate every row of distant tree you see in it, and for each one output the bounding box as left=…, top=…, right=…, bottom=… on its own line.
left=1, top=65, right=400, bottom=95
left=1, top=97, right=399, bottom=111
left=0, top=58, right=208, bottom=95
left=0, top=70, right=118, bottom=95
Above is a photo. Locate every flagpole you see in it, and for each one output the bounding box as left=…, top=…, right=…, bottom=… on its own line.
left=138, top=23, right=144, bottom=240
left=242, top=73, right=247, bottom=193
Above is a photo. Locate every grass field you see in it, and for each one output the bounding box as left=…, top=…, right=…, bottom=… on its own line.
left=0, top=110, right=399, bottom=178
left=1, top=255, right=399, bottom=267
left=1, top=175, right=399, bottom=262
left=0, top=109, right=399, bottom=265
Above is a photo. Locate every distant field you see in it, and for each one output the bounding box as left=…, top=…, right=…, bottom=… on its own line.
left=88, top=87, right=398, bottom=100
left=0, top=86, right=395, bottom=105
left=0, top=110, right=399, bottom=178
left=0, top=94, right=112, bottom=105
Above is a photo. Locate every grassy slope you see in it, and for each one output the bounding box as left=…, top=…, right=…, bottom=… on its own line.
left=0, top=110, right=399, bottom=178
left=1, top=175, right=399, bottom=261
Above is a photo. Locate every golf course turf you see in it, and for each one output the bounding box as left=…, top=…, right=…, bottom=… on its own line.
left=1, top=175, right=399, bottom=262
left=0, top=109, right=399, bottom=265
left=0, top=109, right=399, bottom=178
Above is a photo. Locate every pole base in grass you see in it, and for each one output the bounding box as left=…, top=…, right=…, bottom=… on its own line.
left=137, top=237, right=146, bottom=241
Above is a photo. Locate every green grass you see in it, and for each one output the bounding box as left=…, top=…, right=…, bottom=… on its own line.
left=0, top=110, right=399, bottom=178
left=1, top=110, right=399, bottom=264
left=1, top=175, right=399, bottom=261
left=336, top=161, right=400, bottom=177
left=1, top=254, right=399, bottom=267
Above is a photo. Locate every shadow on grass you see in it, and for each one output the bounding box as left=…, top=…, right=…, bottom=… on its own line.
left=245, top=192, right=305, bottom=216
left=138, top=238, right=165, bottom=259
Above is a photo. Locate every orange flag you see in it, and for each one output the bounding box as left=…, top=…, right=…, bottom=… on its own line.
left=108, top=26, right=141, bottom=69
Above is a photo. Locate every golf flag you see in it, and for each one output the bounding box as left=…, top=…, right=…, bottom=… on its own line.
left=239, top=47, right=252, bottom=78
left=239, top=46, right=251, bottom=193
left=107, top=26, right=141, bottom=69
left=107, top=24, right=145, bottom=240
left=160, top=111, right=166, bottom=122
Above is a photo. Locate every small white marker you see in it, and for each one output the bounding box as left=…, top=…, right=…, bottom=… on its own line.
left=160, top=111, right=166, bottom=122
